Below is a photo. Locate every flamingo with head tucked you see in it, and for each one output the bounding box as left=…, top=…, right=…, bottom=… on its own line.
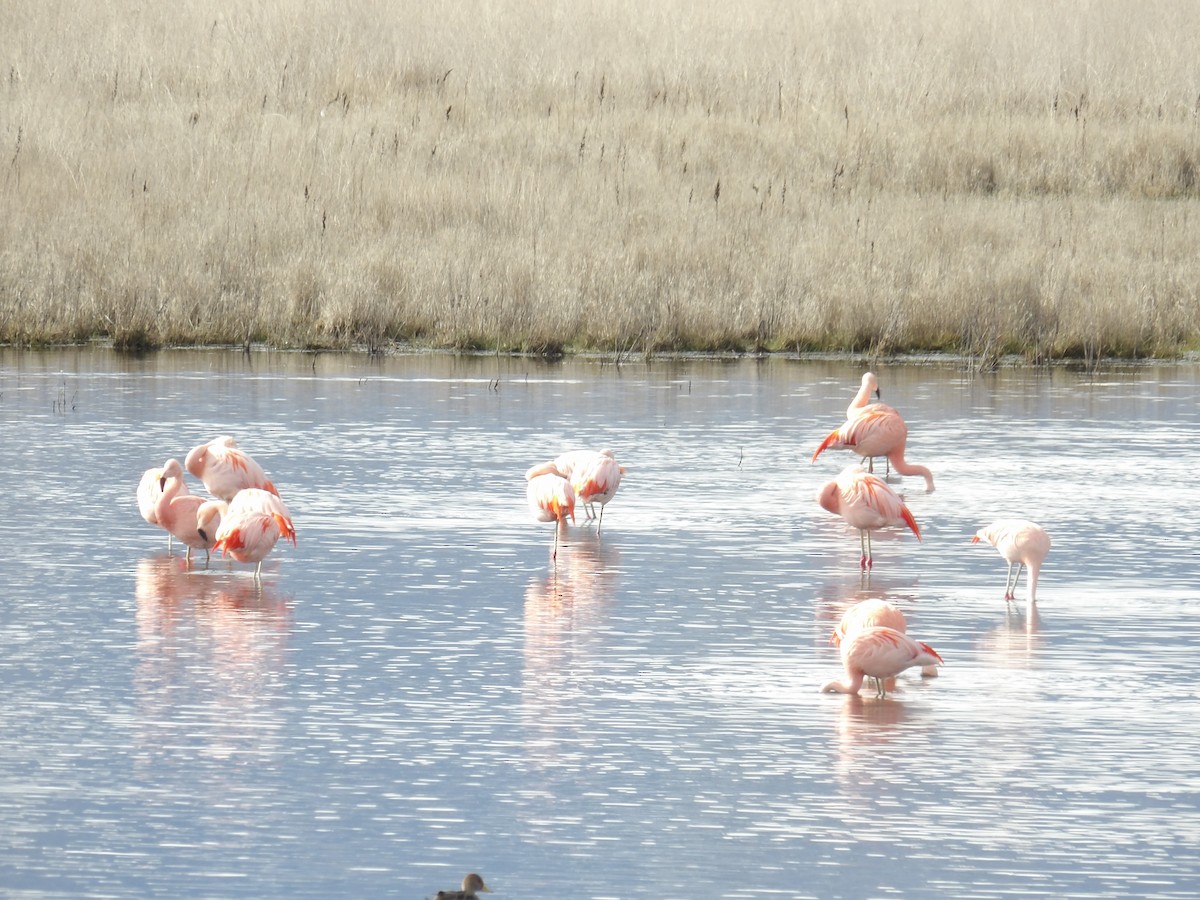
left=821, top=625, right=944, bottom=698
left=525, top=465, right=576, bottom=560
left=138, top=464, right=188, bottom=550
left=185, top=435, right=280, bottom=502
left=211, top=488, right=296, bottom=579
left=816, top=465, right=921, bottom=570
left=528, top=448, right=624, bottom=532
left=153, top=459, right=217, bottom=564
left=973, top=519, right=1051, bottom=604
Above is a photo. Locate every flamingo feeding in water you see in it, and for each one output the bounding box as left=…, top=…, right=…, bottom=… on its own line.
left=820, top=625, right=944, bottom=698
left=972, top=519, right=1051, bottom=604
left=185, top=435, right=280, bottom=502
left=832, top=597, right=939, bottom=679
left=816, top=465, right=921, bottom=570
left=434, top=873, right=493, bottom=899
left=812, top=373, right=934, bottom=493
left=525, top=465, right=576, bottom=560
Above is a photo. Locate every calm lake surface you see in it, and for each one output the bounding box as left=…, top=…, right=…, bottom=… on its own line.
left=2, top=347, right=1199, bottom=898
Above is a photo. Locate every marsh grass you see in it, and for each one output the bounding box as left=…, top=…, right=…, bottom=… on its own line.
left=2, top=0, right=1200, bottom=358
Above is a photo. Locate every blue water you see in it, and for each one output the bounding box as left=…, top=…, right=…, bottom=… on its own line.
left=1, top=348, right=1198, bottom=898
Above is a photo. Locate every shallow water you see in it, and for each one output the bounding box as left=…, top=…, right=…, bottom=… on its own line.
left=1, top=348, right=1199, bottom=898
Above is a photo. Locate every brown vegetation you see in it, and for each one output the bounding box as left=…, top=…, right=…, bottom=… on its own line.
left=2, top=0, right=1199, bottom=360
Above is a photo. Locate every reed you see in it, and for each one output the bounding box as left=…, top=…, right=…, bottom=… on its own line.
left=2, top=0, right=1199, bottom=358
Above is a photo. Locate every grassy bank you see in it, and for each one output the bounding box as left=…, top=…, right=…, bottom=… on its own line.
left=2, top=0, right=1199, bottom=361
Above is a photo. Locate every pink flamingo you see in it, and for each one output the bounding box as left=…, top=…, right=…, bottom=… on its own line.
left=153, top=459, right=217, bottom=564
left=185, top=436, right=280, bottom=502
left=812, top=373, right=934, bottom=493
left=845, top=371, right=881, bottom=419
left=972, top=519, right=1051, bottom=603
left=816, top=465, right=921, bottom=570
left=195, top=499, right=226, bottom=548
left=138, top=464, right=189, bottom=550
left=212, top=488, right=297, bottom=579
left=830, top=598, right=907, bottom=646
left=525, top=465, right=576, bottom=560
left=821, top=625, right=944, bottom=698
left=529, top=448, right=624, bottom=531
left=831, top=598, right=939, bottom=679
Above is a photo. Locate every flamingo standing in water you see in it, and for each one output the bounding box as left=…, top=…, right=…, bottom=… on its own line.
left=138, top=464, right=188, bottom=550
left=832, top=598, right=939, bottom=679
left=821, top=625, right=944, bottom=698
left=185, top=435, right=280, bottom=502
left=525, top=465, right=576, bottom=560
left=211, top=488, right=296, bottom=579
left=812, top=373, right=934, bottom=493
left=816, top=465, right=921, bottom=570
left=153, top=459, right=217, bottom=564
left=972, top=519, right=1051, bottom=604
left=528, top=448, right=624, bottom=532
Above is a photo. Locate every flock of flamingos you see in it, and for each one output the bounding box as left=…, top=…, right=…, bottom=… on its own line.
left=135, top=373, right=1050, bottom=701
left=135, top=371, right=1051, bottom=900
left=518, top=371, right=1052, bottom=703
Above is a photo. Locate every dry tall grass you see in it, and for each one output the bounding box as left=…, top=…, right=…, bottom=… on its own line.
left=2, top=0, right=1199, bottom=359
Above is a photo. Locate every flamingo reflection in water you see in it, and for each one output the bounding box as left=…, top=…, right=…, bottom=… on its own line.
left=831, top=694, right=916, bottom=789
left=133, top=557, right=292, bottom=767
left=978, top=602, right=1043, bottom=669
left=522, top=531, right=618, bottom=777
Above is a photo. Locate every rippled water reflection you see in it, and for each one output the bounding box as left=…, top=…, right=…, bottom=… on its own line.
left=2, top=348, right=1199, bottom=897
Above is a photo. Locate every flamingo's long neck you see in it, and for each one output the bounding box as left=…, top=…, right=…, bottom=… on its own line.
left=820, top=670, right=865, bottom=695
left=886, top=454, right=934, bottom=492
left=1027, top=562, right=1040, bottom=604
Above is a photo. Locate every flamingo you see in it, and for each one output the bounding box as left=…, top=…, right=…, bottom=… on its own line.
left=845, top=371, right=881, bottom=419
left=138, top=464, right=188, bottom=550
left=195, top=499, right=226, bottom=548
left=820, top=625, right=944, bottom=698
left=812, top=374, right=934, bottom=493
left=212, top=488, right=297, bottom=579
left=434, top=873, right=493, bottom=899
left=816, top=465, right=921, bottom=570
left=972, top=519, right=1051, bottom=604
left=153, top=459, right=217, bottom=564
left=832, top=598, right=939, bottom=679
left=525, top=466, right=576, bottom=560
left=185, top=435, right=280, bottom=502
left=527, top=448, right=625, bottom=530
left=830, top=598, right=907, bottom=646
